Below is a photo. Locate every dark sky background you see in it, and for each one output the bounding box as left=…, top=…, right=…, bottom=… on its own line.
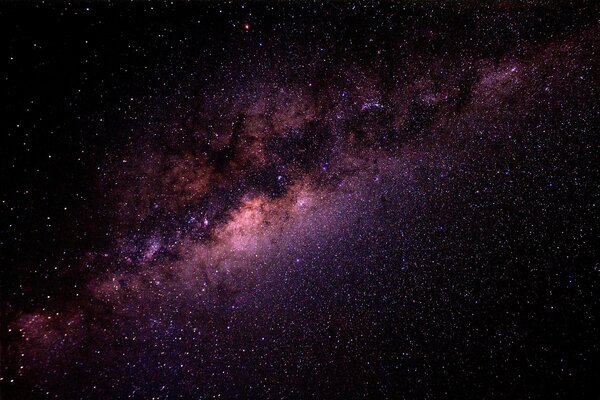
left=2, top=2, right=599, bottom=399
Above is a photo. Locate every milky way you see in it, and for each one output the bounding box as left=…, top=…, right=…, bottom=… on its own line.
left=3, top=2, right=599, bottom=399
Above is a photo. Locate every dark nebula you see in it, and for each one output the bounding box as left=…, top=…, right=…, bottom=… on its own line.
left=2, top=2, right=599, bottom=399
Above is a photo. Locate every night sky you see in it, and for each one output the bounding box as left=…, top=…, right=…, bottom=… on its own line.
left=2, top=2, right=599, bottom=399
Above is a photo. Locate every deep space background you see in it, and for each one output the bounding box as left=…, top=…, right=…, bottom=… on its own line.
left=2, top=1, right=600, bottom=399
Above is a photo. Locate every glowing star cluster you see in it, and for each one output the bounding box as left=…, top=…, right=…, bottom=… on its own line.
left=4, top=2, right=599, bottom=399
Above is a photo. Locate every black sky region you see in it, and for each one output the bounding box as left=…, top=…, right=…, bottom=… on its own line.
left=2, top=1, right=600, bottom=399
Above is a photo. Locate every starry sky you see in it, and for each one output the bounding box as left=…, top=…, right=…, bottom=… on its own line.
left=2, top=2, right=599, bottom=399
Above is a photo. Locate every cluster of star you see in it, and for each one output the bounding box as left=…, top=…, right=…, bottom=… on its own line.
left=4, top=2, right=598, bottom=399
